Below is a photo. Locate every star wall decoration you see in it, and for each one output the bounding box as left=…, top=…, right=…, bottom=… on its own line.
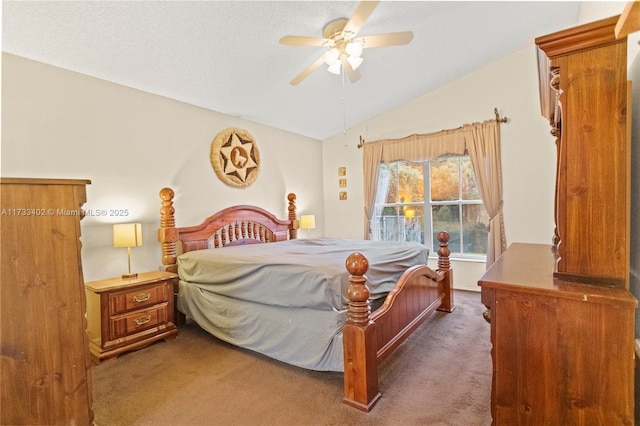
left=210, top=128, right=260, bottom=188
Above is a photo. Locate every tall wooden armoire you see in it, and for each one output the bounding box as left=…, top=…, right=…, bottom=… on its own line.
left=537, top=15, right=631, bottom=287
left=478, top=15, right=637, bottom=424
left=1, top=178, right=94, bottom=425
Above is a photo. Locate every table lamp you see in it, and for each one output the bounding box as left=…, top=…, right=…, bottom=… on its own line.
left=113, top=223, right=142, bottom=279
left=300, top=215, right=316, bottom=238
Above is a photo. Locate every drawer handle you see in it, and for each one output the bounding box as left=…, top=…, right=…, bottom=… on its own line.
left=134, top=315, right=151, bottom=326
left=132, top=293, right=151, bottom=303
left=482, top=309, right=491, bottom=324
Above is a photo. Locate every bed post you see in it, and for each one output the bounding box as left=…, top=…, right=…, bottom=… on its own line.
left=287, top=193, right=298, bottom=239
left=342, top=252, right=381, bottom=412
left=158, top=187, right=179, bottom=273
left=436, top=231, right=454, bottom=312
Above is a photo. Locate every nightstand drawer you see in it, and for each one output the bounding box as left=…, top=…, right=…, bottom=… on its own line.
left=108, top=302, right=170, bottom=340
left=108, top=282, right=170, bottom=315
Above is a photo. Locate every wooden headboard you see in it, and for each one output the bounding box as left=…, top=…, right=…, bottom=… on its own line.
left=158, top=187, right=299, bottom=273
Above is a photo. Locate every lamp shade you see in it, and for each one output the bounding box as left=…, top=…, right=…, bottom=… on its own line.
left=113, top=223, right=143, bottom=248
left=300, top=215, right=316, bottom=230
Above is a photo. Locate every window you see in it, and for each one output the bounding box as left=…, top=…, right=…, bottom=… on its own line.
left=372, top=155, right=489, bottom=258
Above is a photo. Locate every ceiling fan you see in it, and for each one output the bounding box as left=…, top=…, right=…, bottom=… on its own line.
left=280, top=1, right=413, bottom=85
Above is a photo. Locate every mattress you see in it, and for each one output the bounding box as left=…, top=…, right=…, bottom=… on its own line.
left=177, top=238, right=430, bottom=371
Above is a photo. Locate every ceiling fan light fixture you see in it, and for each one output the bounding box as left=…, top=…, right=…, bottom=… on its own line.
left=345, top=41, right=363, bottom=57
left=347, top=55, right=363, bottom=70
left=281, top=1, right=414, bottom=85
left=327, top=61, right=342, bottom=75
left=323, top=48, right=340, bottom=65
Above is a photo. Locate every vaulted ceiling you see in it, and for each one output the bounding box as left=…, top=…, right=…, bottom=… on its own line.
left=3, top=1, right=582, bottom=140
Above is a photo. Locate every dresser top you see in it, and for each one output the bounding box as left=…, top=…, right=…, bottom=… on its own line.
left=478, top=243, right=636, bottom=307
left=85, top=270, right=177, bottom=293
left=0, top=177, right=91, bottom=185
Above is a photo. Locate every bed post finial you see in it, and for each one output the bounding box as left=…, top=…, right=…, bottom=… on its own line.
left=158, top=187, right=178, bottom=270
left=437, top=231, right=451, bottom=270
left=345, top=253, right=371, bottom=326
left=436, top=231, right=454, bottom=312
left=287, top=193, right=298, bottom=239
left=342, top=252, right=381, bottom=412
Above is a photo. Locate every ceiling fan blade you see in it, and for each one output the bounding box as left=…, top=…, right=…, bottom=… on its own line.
left=279, top=35, right=333, bottom=47
left=356, top=31, right=414, bottom=48
left=342, top=56, right=361, bottom=84
left=342, top=0, right=379, bottom=38
left=290, top=55, right=326, bottom=86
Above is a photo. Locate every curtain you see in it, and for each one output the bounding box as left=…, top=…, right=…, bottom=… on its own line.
left=465, top=120, right=506, bottom=266
left=362, top=119, right=506, bottom=267
left=362, top=143, right=383, bottom=239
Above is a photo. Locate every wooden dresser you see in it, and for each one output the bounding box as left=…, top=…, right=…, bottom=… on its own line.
left=479, top=243, right=636, bottom=424
left=1, top=178, right=94, bottom=425
left=479, top=15, right=637, bottom=425
left=85, top=271, right=178, bottom=363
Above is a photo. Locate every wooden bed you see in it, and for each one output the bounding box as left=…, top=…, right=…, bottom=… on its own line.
left=157, top=187, right=454, bottom=412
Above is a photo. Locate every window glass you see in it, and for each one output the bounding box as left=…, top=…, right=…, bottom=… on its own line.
left=432, top=204, right=461, bottom=253
left=430, top=157, right=459, bottom=201
left=461, top=157, right=480, bottom=200
left=462, top=204, right=489, bottom=255
left=373, top=156, right=488, bottom=258
left=403, top=205, right=424, bottom=243
left=398, top=162, right=424, bottom=203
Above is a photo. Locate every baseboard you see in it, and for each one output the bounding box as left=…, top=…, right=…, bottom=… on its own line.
left=454, top=284, right=481, bottom=292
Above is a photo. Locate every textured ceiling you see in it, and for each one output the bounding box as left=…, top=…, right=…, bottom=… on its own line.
left=3, top=1, right=582, bottom=140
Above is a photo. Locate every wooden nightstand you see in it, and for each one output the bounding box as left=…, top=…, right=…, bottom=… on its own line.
left=85, top=270, right=178, bottom=363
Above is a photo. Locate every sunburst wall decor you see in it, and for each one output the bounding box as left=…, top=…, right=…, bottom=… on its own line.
left=210, top=128, right=260, bottom=188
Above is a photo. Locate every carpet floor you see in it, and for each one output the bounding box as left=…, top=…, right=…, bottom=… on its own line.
left=91, top=290, right=492, bottom=425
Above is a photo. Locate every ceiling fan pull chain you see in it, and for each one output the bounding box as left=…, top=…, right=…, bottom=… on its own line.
left=342, top=69, right=348, bottom=148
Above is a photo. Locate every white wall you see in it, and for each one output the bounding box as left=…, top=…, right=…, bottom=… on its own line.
left=1, top=53, right=324, bottom=281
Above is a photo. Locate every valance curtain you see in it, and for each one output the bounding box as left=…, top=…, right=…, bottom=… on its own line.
left=362, top=119, right=506, bottom=267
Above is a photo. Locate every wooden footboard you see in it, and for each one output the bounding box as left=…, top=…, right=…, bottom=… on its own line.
left=342, top=231, right=454, bottom=411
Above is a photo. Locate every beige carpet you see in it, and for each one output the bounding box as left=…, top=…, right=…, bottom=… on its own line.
left=91, top=290, right=492, bottom=425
